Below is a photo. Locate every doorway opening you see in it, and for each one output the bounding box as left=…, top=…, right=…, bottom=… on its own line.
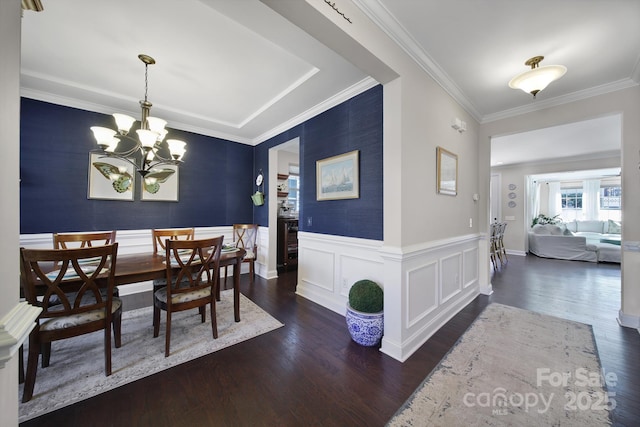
left=267, top=137, right=300, bottom=277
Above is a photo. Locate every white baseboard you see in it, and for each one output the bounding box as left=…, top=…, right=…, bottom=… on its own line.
left=617, top=309, right=640, bottom=329
left=506, top=250, right=527, bottom=257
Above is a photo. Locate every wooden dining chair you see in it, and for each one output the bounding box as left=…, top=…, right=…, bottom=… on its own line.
left=53, top=230, right=117, bottom=249
left=151, top=228, right=196, bottom=292
left=497, top=222, right=508, bottom=265
left=224, top=224, right=258, bottom=286
left=47, top=230, right=119, bottom=368
left=19, top=243, right=122, bottom=402
left=153, top=236, right=223, bottom=357
left=489, top=222, right=500, bottom=270
left=152, top=228, right=194, bottom=254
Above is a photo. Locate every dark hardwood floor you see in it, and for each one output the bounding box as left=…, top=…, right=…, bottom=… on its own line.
left=20, top=255, right=640, bottom=426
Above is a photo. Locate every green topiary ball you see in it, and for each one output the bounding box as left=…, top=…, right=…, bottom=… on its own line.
left=348, top=280, right=383, bottom=313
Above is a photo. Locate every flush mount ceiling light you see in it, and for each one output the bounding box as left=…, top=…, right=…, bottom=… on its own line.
left=90, top=54, right=186, bottom=178
left=509, top=56, right=567, bottom=98
left=22, top=0, right=44, bottom=12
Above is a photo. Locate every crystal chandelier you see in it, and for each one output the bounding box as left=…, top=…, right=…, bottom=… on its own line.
left=90, top=54, right=186, bottom=177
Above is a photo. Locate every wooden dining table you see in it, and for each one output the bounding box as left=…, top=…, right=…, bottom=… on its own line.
left=31, top=248, right=247, bottom=322
left=113, top=248, right=247, bottom=322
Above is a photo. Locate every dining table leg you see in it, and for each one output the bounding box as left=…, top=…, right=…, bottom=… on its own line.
left=233, top=257, right=240, bottom=322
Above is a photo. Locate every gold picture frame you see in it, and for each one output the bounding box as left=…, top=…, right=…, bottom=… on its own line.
left=436, top=146, right=457, bottom=196
left=316, top=150, right=359, bottom=201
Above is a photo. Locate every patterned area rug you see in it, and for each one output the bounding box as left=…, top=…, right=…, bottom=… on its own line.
left=19, top=290, right=284, bottom=422
left=387, top=303, right=613, bottom=426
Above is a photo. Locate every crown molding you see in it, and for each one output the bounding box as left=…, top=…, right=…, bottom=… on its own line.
left=482, top=79, right=639, bottom=124
left=238, top=68, right=319, bottom=129
left=351, top=0, right=482, bottom=121
left=21, top=73, right=376, bottom=147
left=252, top=76, right=379, bottom=145
left=19, top=87, right=255, bottom=145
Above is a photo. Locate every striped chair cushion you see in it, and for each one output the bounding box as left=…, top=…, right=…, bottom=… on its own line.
left=154, top=286, right=212, bottom=305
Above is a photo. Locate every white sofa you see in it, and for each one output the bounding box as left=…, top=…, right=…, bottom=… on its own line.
left=565, top=220, right=621, bottom=263
left=528, top=220, right=621, bottom=263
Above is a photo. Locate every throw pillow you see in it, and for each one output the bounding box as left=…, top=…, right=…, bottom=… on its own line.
left=564, top=221, right=577, bottom=232
left=608, top=220, right=621, bottom=234
left=577, top=220, right=605, bottom=233
left=563, top=228, right=574, bottom=236
left=547, top=225, right=564, bottom=235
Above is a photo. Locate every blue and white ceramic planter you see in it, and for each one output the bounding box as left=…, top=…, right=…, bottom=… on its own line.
left=346, top=303, right=384, bottom=346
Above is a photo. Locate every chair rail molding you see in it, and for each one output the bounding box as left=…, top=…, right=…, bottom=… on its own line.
left=0, top=302, right=41, bottom=368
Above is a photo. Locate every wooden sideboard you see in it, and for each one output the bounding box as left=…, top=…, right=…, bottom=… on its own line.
left=277, top=218, right=298, bottom=271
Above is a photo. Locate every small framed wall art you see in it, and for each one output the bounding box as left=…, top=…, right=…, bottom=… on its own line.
left=316, top=150, right=360, bottom=201
left=436, top=146, right=458, bottom=196
left=88, top=153, right=135, bottom=201
left=140, top=165, right=179, bottom=202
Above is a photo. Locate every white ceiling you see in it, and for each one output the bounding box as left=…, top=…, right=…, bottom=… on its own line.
left=20, top=0, right=372, bottom=144
left=20, top=0, right=640, bottom=162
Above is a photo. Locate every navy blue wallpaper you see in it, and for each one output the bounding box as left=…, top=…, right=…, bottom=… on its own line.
left=254, top=85, right=383, bottom=240
left=20, top=86, right=382, bottom=240
left=20, top=99, right=254, bottom=233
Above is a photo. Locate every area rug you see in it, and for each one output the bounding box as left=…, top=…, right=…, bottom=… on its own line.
left=19, top=290, right=284, bottom=422
left=387, top=303, right=613, bottom=426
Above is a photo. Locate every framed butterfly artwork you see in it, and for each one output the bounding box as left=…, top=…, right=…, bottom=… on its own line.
left=140, top=163, right=179, bottom=202
left=88, top=152, right=135, bottom=201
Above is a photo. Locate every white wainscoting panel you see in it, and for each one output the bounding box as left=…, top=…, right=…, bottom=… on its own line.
left=406, top=261, right=438, bottom=328
left=463, top=247, right=479, bottom=288
left=300, top=247, right=336, bottom=292
left=379, top=233, right=481, bottom=362
left=440, top=253, right=462, bottom=304
left=296, top=232, right=482, bottom=362
left=339, top=253, right=385, bottom=298
left=296, top=232, right=384, bottom=315
left=255, top=226, right=276, bottom=280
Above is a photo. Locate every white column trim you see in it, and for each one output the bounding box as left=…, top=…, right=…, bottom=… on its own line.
left=0, top=302, right=41, bottom=368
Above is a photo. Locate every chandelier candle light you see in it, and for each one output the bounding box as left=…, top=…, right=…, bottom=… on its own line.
left=509, top=56, right=567, bottom=98
left=90, top=54, right=186, bottom=178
